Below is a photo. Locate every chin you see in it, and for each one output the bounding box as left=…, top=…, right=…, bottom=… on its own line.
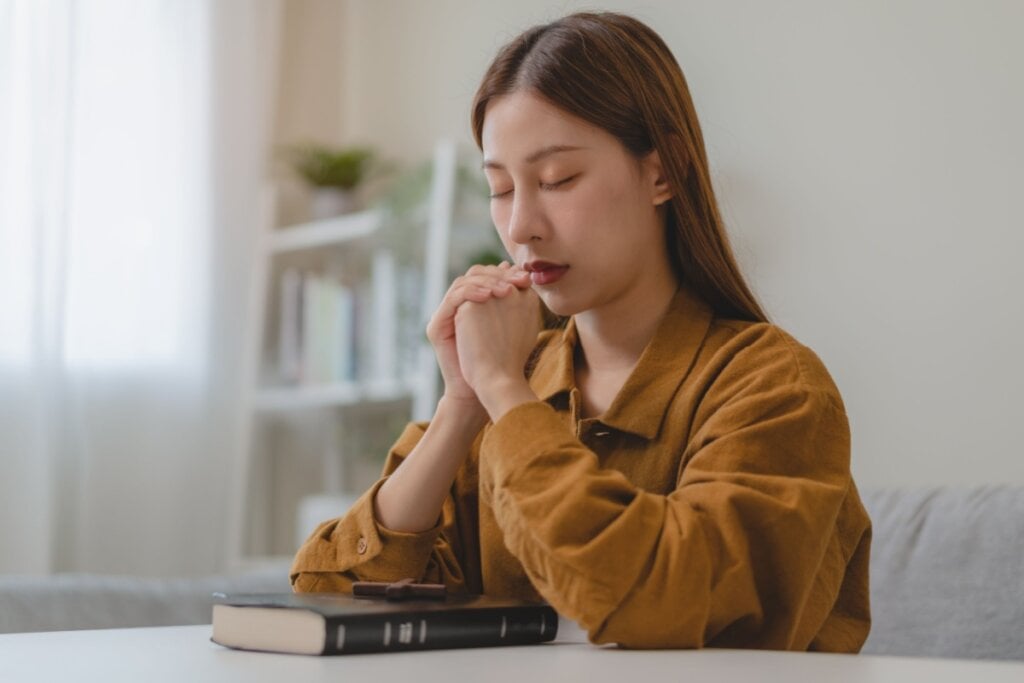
left=536, top=287, right=587, bottom=318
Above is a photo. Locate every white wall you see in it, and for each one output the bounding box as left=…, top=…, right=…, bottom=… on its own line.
left=307, top=0, right=1023, bottom=488
left=273, top=0, right=349, bottom=225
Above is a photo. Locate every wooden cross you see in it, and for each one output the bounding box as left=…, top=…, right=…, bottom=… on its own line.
left=352, top=577, right=447, bottom=601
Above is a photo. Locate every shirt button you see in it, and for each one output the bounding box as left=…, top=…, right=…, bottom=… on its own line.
left=356, top=537, right=368, bottom=554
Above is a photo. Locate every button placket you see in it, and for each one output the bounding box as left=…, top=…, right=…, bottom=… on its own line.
left=580, top=422, right=614, bottom=452
left=569, top=388, right=582, bottom=437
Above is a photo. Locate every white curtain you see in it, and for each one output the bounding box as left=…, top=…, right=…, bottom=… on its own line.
left=0, top=0, right=281, bottom=576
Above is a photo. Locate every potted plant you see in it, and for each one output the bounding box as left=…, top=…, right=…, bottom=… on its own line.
left=289, top=144, right=376, bottom=219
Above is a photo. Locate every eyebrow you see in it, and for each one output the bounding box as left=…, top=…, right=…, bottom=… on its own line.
left=481, top=144, right=586, bottom=170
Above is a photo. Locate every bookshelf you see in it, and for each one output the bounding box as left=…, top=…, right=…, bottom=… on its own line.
left=264, top=208, right=382, bottom=253
left=252, top=379, right=413, bottom=412
left=225, top=140, right=460, bottom=570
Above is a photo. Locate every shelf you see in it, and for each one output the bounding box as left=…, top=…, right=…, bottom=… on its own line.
left=266, top=209, right=383, bottom=254
left=253, top=379, right=414, bottom=412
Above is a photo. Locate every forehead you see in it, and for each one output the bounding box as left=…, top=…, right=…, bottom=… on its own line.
left=481, top=91, right=611, bottom=166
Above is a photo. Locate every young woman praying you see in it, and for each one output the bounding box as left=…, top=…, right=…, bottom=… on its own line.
left=290, top=11, right=871, bottom=652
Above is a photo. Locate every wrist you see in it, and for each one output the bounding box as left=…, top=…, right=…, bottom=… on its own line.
left=475, top=376, right=537, bottom=424
left=435, top=394, right=490, bottom=434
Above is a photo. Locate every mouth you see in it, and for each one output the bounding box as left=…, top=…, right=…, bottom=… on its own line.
left=523, top=260, right=569, bottom=286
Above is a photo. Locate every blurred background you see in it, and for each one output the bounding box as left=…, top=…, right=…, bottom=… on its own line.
left=1, top=0, right=1021, bottom=581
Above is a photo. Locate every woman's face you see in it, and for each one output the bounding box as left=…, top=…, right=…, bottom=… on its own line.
left=481, top=90, right=674, bottom=317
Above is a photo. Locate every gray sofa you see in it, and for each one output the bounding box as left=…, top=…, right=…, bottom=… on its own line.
left=1, top=486, right=1021, bottom=661
left=0, top=565, right=291, bottom=634
left=860, top=486, right=1023, bottom=660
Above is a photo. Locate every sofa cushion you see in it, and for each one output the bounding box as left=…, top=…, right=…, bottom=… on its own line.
left=0, top=564, right=291, bottom=634
left=861, top=486, right=1024, bottom=660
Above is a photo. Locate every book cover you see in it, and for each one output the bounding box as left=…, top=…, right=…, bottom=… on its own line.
left=211, top=592, right=558, bottom=656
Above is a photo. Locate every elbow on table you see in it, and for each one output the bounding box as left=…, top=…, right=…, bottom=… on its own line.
left=289, top=571, right=353, bottom=594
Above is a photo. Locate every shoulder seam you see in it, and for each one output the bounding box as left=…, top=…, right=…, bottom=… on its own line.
left=766, top=325, right=845, bottom=412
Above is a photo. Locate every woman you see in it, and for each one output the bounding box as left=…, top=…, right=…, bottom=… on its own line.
left=291, top=12, right=871, bottom=652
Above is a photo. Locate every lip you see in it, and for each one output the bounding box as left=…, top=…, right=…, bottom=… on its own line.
left=523, top=260, right=569, bottom=286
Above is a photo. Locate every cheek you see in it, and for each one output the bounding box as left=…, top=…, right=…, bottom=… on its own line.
left=582, top=174, right=651, bottom=239
left=600, top=173, right=641, bottom=210
left=490, top=204, right=513, bottom=248
left=549, top=176, right=629, bottom=233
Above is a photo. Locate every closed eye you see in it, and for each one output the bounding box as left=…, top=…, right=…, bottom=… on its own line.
left=540, top=174, right=579, bottom=191
left=489, top=174, right=580, bottom=200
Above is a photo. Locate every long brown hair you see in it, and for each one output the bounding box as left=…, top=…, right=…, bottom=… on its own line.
left=471, top=12, right=768, bottom=323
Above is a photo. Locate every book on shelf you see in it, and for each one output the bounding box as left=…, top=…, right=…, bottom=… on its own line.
left=211, top=592, right=558, bottom=655
left=283, top=271, right=357, bottom=386
left=369, top=249, right=397, bottom=384
left=396, top=265, right=422, bottom=380
left=333, top=282, right=355, bottom=382
left=275, top=248, right=411, bottom=390
left=277, top=267, right=303, bottom=384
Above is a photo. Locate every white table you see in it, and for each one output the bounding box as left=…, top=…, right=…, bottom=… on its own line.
left=1, top=624, right=1022, bottom=683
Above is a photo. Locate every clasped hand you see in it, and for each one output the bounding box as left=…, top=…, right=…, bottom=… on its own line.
left=425, top=262, right=541, bottom=422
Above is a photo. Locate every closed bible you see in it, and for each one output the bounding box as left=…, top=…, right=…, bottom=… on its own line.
left=211, top=592, right=558, bottom=655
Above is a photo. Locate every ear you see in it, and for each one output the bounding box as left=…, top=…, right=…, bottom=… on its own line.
left=642, top=149, right=673, bottom=206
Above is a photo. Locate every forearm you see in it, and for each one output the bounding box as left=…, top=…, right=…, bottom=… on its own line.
left=373, top=396, right=487, bottom=533
left=479, top=392, right=856, bottom=649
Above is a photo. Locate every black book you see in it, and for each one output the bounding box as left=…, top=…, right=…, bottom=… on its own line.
left=211, top=592, right=559, bottom=655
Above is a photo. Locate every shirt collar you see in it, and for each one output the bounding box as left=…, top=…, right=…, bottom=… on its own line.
left=528, top=286, right=714, bottom=440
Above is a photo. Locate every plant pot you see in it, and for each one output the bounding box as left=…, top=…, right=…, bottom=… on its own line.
left=309, top=187, right=358, bottom=220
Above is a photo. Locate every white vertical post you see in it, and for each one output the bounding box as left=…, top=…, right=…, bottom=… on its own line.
left=224, top=183, right=276, bottom=570
left=413, top=139, right=457, bottom=421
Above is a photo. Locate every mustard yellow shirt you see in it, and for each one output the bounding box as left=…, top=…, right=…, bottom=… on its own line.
left=291, top=287, right=871, bottom=651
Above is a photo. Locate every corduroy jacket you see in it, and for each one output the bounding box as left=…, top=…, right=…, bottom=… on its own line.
left=290, top=286, right=871, bottom=651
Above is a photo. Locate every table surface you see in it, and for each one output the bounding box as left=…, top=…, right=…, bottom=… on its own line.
left=1, top=623, right=1023, bottom=683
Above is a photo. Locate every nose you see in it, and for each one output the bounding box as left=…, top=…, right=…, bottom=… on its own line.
left=506, top=191, right=545, bottom=245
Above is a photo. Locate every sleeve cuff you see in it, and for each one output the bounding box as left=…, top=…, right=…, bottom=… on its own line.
left=480, top=400, right=577, bottom=490
left=290, top=476, right=444, bottom=582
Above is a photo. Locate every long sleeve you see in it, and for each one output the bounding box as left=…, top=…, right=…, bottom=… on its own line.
left=477, top=357, right=868, bottom=650
left=290, top=421, right=482, bottom=594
